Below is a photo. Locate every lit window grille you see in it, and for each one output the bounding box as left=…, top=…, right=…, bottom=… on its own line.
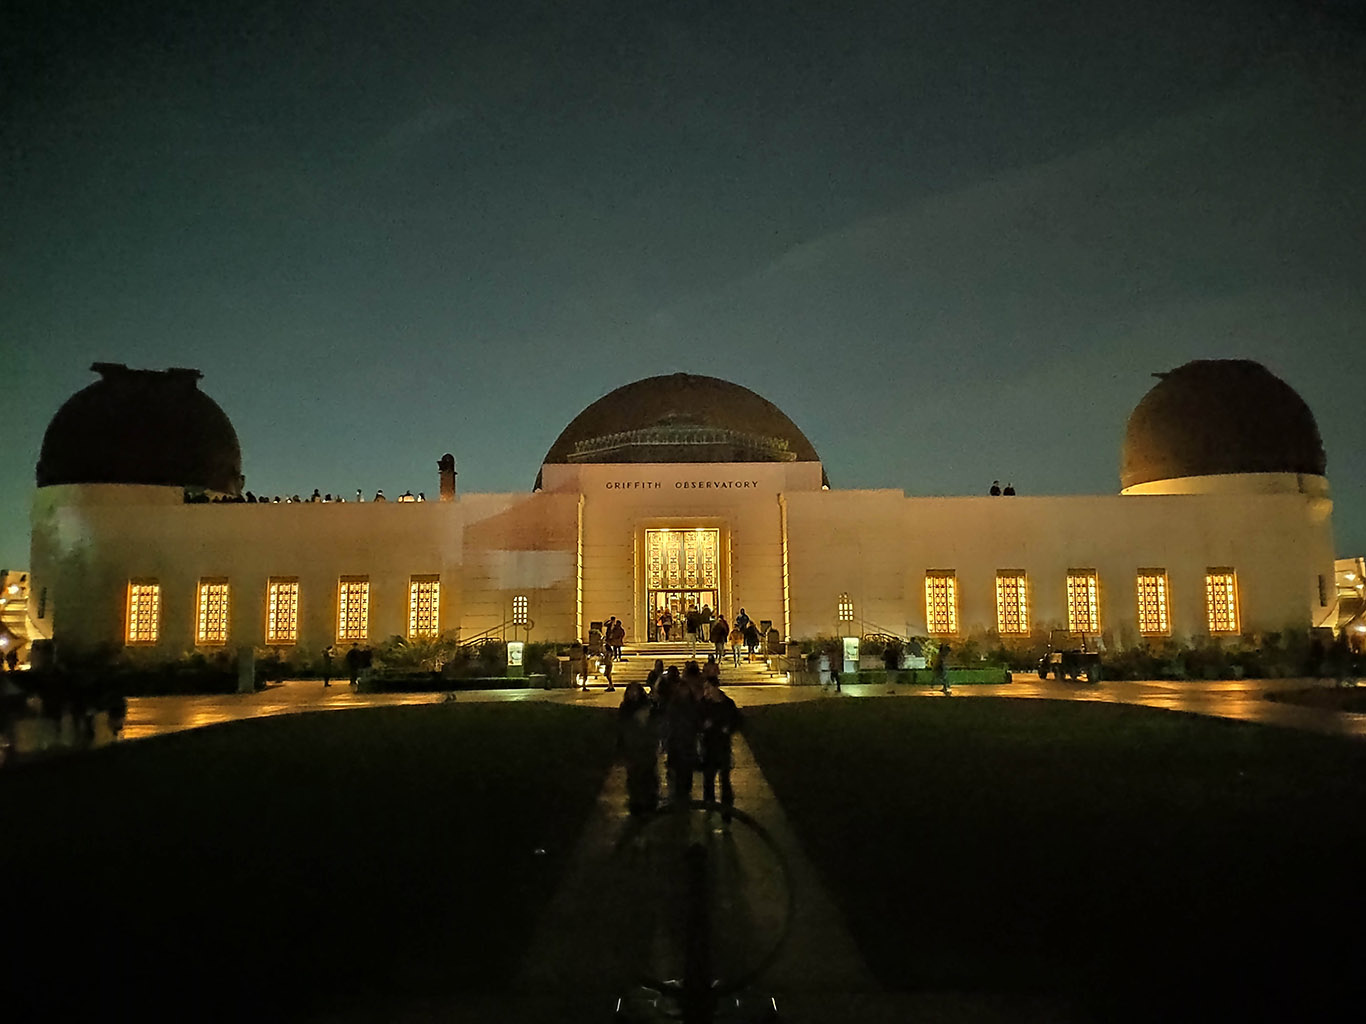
left=126, top=580, right=161, bottom=645
left=267, top=577, right=300, bottom=644
left=995, top=571, right=1029, bottom=634
left=925, top=571, right=958, bottom=635
left=836, top=592, right=854, bottom=623
left=196, top=578, right=230, bottom=645
left=1205, top=568, right=1239, bottom=634
left=1066, top=570, right=1100, bottom=633
left=512, top=594, right=529, bottom=626
left=338, top=577, right=370, bottom=640
left=409, top=576, right=441, bottom=637
left=1136, top=571, right=1170, bottom=636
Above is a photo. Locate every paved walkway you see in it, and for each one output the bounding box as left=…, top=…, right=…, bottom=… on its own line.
left=119, top=674, right=1366, bottom=742
left=80, top=677, right=1364, bottom=1021
left=505, top=735, right=1064, bottom=1024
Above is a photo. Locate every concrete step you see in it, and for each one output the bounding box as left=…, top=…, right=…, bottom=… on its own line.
left=593, top=646, right=786, bottom=686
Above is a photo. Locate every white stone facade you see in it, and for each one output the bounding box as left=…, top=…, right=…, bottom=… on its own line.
left=28, top=459, right=1339, bottom=658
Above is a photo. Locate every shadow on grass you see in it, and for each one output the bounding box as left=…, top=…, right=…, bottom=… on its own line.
left=745, top=698, right=1366, bottom=1020
left=1, top=703, right=616, bottom=1019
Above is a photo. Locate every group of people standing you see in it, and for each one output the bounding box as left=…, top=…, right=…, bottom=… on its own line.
left=321, top=643, right=372, bottom=688
left=655, top=604, right=765, bottom=664
left=617, top=658, right=743, bottom=820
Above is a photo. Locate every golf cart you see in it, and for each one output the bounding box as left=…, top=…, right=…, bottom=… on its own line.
left=1037, top=630, right=1102, bottom=683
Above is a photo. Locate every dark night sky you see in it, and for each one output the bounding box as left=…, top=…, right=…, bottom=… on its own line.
left=3, top=0, right=1364, bottom=568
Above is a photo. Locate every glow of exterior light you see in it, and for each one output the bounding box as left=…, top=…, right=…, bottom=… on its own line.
left=0, top=637, right=8, bottom=648
left=6, top=584, right=18, bottom=594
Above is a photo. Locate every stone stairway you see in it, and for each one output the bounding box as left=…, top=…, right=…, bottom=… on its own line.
left=598, top=641, right=787, bottom=686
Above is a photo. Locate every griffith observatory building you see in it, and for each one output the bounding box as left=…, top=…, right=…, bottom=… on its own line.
left=27, top=360, right=1340, bottom=660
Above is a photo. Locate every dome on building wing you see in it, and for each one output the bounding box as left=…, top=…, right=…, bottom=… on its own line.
left=37, top=363, right=244, bottom=495
left=1120, top=359, right=1325, bottom=490
left=537, top=373, right=825, bottom=487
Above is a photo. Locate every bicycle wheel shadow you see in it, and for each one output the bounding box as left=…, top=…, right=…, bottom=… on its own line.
left=610, top=803, right=792, bottom=1022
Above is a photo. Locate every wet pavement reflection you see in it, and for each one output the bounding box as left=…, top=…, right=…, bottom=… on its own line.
left=118, top=674, right=1366, bottom=744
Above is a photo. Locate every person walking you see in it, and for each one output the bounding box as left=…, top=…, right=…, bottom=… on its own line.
left=729, top=623, right=744, bottom=667
left=685, top=604, right=701, bottom=655
left=664, top=664, right=703, bottom=807
left=660, top=607, right=673, bottom=641
left=322, top=644, right=334, bottom=687
left=602, top=646, right=615, bottom=692
left=646, top=658, right=666, bottom=699
left=617, top=683, right=660, bottom=816
left=699, top=679, right=742, bottom=823
left=702, top=653, right=721, bottom=685
left=572, top=641, right=591, bottom=691
left=743, top=619, right=761, bottom=663
left=657, top=664, right=682, bottom=708
left=609, top=617, right=627, bottom=661
left=734, top=608, right=751, bottom=635
left=935, top=642, right=952, bottom=694
left=345, top=644, right=362, bottom=689
left=710, top=614, right=729, bottom=662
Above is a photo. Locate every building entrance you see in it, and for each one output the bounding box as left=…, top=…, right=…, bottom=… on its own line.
left=645, top=528, right=721, bottom=641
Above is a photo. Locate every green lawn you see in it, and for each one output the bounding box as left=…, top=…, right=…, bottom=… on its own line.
left=1, top=703, right=616, bottom=1018
left=745, top=698, right=1366, bottom=1018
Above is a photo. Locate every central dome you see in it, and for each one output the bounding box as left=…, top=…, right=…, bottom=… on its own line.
left=537, top=374, right=823, bottom=487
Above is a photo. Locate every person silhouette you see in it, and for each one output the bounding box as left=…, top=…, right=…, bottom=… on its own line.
left=990, top=480, right=1002, bottom=496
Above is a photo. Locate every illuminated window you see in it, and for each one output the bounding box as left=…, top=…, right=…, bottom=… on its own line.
left=995, top=571, right=1029, bottom=634
left=267, top=577, right=300, bottom=644
left=126, top=579, right=161, bottom=645
left=1066, top=570, right=1100, bottom=633
left=924, top=571, right=958, bottom=635
left=1136, top=570, right=1170, bottom=636
left=511, top=593, right=528, bottom=626
left=196, top=578, right=230, bottom=645
left=338, top=576, right=370, bottom=640
left=1205, top=568, right=1239, bottom=634
left=836, top=592, right=854, bottom=623
left=409, top=575, right=440, bottom=637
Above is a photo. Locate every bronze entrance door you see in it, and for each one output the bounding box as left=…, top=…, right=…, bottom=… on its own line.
left=645, top=528, right=720, bottom=641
